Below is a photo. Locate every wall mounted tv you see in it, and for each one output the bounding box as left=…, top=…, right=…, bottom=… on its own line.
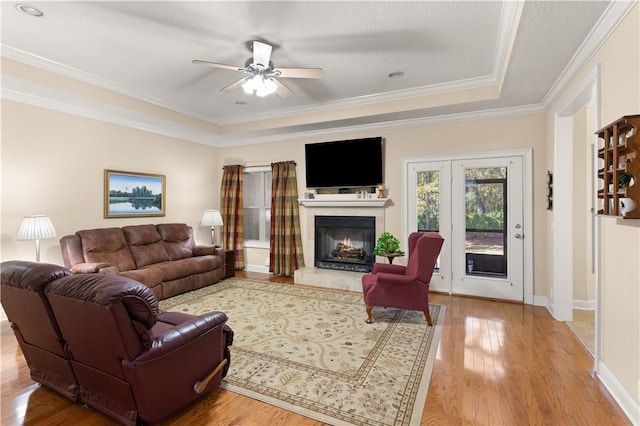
left=305, top=137, right=384, bottom=188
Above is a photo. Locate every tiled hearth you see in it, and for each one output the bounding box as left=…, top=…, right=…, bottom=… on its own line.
left=295, top=196, right=389, bottom=292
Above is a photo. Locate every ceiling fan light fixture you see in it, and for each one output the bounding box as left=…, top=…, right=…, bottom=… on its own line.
left=193, top=39, right=322, bottom=98
left=263, top=78, right=277, bottom=94
left=242, top=77, right=255, bottom=94
left=243, top=75, right=278, bottom=97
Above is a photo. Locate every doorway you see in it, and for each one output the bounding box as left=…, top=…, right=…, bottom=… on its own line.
left=553, top=66, right=600, bottom=369
left=405, top=150, right=532, bottom=302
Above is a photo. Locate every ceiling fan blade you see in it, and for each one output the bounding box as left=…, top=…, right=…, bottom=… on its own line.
left=192, top=60, right=243, bottom=72
left=272, top=79, right=293, bottom=98
left=220, top=77, right=248, bottom=93
left=275, top=67, right=324, bottom=79
left=252, top=41, right=272, bottom=68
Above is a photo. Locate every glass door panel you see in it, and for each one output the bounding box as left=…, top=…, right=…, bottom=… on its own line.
left=452, top=157, right=524, bottom=301
left=417, top=170, right=440, bottom=233
left=407, top=161, right=450, bottom=293
left=464, top=167, right=507, bottom=278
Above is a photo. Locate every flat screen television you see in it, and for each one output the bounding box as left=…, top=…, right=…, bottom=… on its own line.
left=305, top=137, right=384, bottom=188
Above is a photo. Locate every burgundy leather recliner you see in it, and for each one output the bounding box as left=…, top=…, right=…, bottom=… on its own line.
left=0, top=261, right=79, bottom=400
left=1, top=260, right=233, bottom=425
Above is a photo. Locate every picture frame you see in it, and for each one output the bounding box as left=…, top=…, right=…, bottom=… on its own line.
left=104, top=169, right=166, bottom=218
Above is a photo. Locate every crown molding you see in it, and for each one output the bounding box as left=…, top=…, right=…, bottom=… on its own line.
left=1, top=75, right=221, bottom=146
left=540, top=0, right=636, bottom=110
left=1, top=71, right=545, bottom=148
left=1, top=1, right=633, bottom=148
left=213, top=103, right=547, bottom=148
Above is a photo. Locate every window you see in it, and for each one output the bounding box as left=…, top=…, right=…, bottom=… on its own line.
left=243, top=167, right=271, bottom=247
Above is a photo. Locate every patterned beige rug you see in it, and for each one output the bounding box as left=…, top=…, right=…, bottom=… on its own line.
left=160, top=278, right=444, bottom=426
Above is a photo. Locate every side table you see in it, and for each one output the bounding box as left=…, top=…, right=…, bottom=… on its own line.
left=377, top=253, right=404, bottom=264
left=224, top=250, right=235, bottom=279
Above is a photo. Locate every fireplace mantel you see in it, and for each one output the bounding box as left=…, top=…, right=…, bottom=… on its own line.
left=298, top=197, right=390, bottom=208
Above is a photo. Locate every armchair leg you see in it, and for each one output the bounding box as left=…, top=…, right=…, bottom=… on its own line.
left=365, top=306, right=373, bottom=324
left=423, top=309, right=433, bottom=326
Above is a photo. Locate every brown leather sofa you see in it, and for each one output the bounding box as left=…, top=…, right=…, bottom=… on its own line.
left=60, top=223, right=224, bottom=300
left=1, top=260, right=233, bottom=425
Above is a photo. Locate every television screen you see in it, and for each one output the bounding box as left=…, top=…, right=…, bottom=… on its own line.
left=305, top=137, right=384, bottom=188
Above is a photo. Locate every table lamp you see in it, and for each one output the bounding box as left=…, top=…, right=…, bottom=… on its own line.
left=201, top=210, right=223, bottom=245
left=17, top=215, right=57, bottom=262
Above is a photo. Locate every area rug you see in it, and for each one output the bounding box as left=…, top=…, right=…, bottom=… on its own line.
left=160, top=278, right=445, bottom=426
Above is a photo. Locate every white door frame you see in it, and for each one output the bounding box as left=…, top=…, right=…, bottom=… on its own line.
left=402, top=149, right=533, bottom=304
left=552, top=65, right=601, bottom=370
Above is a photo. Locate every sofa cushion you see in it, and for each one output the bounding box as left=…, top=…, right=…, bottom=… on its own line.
left=157, top=224, right=194, bottom=261
left=123, top=225, right=170, bottom=268
left=119, top=268, right=163, bottom=290
left=77, top=228, right=136, bottom=272
left=146, top=255, right=222, bottom=282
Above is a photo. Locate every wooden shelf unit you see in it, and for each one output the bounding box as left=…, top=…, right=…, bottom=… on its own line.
left=595, top=114, right=640, bottom=218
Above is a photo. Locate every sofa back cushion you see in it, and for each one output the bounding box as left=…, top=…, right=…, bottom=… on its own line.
left=157, top=223, right=195, bottom=260
left=123, top=225, right=170, bottom=268
left=77, top=228, right=136, bottom=272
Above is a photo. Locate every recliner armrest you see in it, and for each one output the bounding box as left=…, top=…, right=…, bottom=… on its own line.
left=70, top=262, right=117, bottom=274
left=193, top=245, right=216, bottom=256
left=193, top=245, right=224, bottom=258
left=135, top=311, right=229, bottom=363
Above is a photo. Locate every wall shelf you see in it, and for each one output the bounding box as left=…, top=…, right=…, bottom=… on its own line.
left=595, top=114, right=640, bottom=218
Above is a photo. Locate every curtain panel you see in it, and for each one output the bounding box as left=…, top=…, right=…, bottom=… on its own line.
left=221, top=165, right=245, bottom=270
left=269, top=161, right=305, bottom=276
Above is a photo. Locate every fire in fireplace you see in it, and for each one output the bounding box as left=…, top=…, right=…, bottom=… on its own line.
left=314, top=215, right=375, bottom=272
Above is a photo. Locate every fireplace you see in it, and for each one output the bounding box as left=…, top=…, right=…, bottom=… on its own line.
left=314, top=215, right=375, bottom=272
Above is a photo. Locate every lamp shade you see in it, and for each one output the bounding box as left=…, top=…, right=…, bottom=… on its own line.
left=17, top=215, right=57, bottom=240
left=201, top=210, right=223, bottom=227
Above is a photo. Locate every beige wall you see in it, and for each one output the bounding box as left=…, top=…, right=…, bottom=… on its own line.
left=218, top=114, right=548, bottom=293
left=547, top=4, right=639, bottom=406
left=1, top=100, right=221, bottom=265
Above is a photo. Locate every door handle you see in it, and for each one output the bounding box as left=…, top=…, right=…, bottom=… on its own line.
left=515, top=233, right=524, bottom=240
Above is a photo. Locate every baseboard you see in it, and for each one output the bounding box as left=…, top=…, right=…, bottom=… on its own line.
left=244, top=264, right=270, bottom=274
left=573, top=299, right=595, bottom=310
left=533, top=295, right=551, bottom=309
left=598, top=361, right=640, bottom=425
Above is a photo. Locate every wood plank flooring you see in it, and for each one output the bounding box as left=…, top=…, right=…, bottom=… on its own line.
left=1, top=271, right=630, bottom=425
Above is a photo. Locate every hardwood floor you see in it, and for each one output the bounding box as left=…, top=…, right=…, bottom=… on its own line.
left=1, top=272, right=630, bottom=425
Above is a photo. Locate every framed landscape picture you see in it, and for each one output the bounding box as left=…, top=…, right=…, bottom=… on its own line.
left=104, top=170, right=166, bottom=218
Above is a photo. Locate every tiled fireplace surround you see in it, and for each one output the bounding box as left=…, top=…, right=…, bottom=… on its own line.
left=294, top=197, right=389, bottom=293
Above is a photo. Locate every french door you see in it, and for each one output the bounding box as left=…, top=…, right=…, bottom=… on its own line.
left=407, top=154, right=526, bottom=301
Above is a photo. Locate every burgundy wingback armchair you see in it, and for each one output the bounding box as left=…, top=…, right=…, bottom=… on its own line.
left=362, top=232, right=444, bottom=325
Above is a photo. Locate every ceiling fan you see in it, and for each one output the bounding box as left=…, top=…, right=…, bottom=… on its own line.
left=193, top=40, right=323, bottom=98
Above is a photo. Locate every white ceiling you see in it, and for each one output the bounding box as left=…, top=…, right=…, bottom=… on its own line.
left=0, top=1, right=633, bottom=147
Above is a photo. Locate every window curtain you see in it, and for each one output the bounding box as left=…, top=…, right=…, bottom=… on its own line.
left=269, top=161, right=305, bottom=276
left=221, top=165, right=245, bottom=270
